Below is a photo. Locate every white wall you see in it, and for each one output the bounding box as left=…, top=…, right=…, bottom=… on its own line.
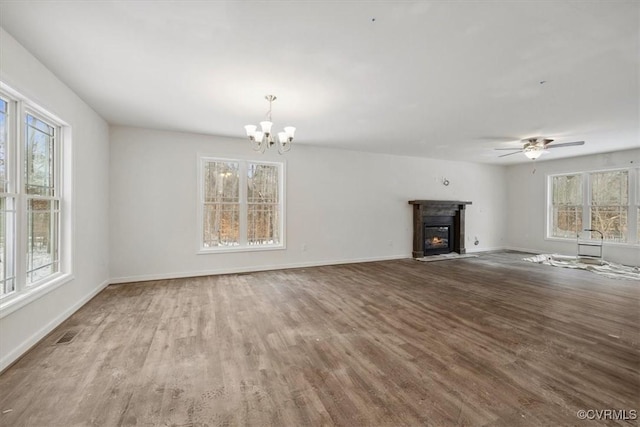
left=0, top=28, right=110, bottom=370
left=110, top=126, right=507, bottom=282
left=506, top=148, right=640, bottom=266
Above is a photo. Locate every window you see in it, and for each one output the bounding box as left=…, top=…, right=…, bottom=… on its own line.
left=25, top=114, right=61, bottom=282
left=247, top=163, right=281, bottom=246
left=199, top=157, right=284, bottom=252
left=590, top=170, right=628, bottom=242
left=0, top=85, right=70, bottom=307
left=202, top=161, right=240, bottom=247
left=551, top=174, right=583, bottom=238
left=548, top=168, right=639, bottom=244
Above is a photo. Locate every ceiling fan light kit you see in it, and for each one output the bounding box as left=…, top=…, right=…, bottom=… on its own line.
left=244, top=95, right=295, bottom=154
left=523, top=146, right=545, bottom=160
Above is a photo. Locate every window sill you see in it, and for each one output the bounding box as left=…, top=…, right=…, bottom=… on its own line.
left=0, top=273, right=74, bottom=319
left=544, top=237, right=639, bottom=248
left=197, top=244, right=286, bottom=255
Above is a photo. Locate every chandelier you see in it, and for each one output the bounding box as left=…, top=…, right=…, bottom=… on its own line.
left=244, top=95, right=295, bottom=154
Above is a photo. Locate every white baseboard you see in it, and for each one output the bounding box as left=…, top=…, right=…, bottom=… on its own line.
left=0, top=278, right=110, bottom=373
left=503, top=245, right=543, bottom=254
left=466, top=246, right=507, bottom=254
left=109, top=254, right=412, bottom=284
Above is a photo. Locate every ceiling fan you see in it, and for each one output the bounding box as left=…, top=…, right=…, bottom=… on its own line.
left=495, top=137, right=585, bottom=160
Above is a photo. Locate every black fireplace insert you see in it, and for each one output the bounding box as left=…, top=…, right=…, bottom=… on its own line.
left=423, top=217, right=454, bottom=255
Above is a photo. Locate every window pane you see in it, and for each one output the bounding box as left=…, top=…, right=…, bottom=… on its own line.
left=551, top=174, right=583, bottom=238
left=204, top=161, right=239, bottom=203
left=248, top=204, right=280, bottom=245
left=27, top=198, right=59, bottom=284
left=203, top=203, right=239, bottom=247
left=552, top=207, right=582, bottom=238
left=247, top=164, right=279, bottom=203
left=26, top=114, right=54, bottom=136
left=590, top=171, right=628, bottom=242
left=591, top=171, right=628, bottom=205
left=0, top=98, right=7, bottom=192
left=25, top=114, right=55, bottom=196
left=552, top=175, right=582, bottom=205
left=591, top=206, right=628, bottom=242
left=0, top=196, right=16, bottom=296
left=247, top=163, right=280, bottom=246
left=202, top=160, right=240, bottom=248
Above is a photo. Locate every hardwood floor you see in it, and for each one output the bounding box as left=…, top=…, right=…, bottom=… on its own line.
left=1, top=252, right=638, bottom=426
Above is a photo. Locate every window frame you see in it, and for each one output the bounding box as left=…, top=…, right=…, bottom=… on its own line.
left=547, top=167, right=639, bottom=246
left=0, top=83, right=73, bottom=318
left=197, top=155, right=285, bottom=254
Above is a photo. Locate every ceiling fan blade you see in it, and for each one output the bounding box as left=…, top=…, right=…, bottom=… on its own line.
left=478, top=136, right=522, bottom=142
left=547, top=141, right=585, bottom=149
left=498, top=150, right=523, bottom=158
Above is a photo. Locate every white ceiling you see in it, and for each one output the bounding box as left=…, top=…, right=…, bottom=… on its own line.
left=0, top=1, right=638, bottom=164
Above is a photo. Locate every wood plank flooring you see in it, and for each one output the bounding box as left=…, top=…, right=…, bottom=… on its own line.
left=1, top=252, right=638, bottom=426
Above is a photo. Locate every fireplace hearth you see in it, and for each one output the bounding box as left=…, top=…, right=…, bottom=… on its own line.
left=408, top=200, right=471, bottom=258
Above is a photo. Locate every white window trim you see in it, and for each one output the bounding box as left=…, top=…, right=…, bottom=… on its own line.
left=546, top=167, right=639, bottom=246
left=196, top=155, right=286, bottom=254
left=0, top=83, right=73, bottom=318
left=633, top=166, right=640, bottom=243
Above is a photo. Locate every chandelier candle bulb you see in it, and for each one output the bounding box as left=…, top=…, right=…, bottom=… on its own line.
left=260, top=121, right=273, bottom=135
left=284, top=126, right=296, bottom=139
left=244, top=125, right=257, bottom=139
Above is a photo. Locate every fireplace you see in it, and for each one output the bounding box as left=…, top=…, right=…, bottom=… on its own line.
left=423, top=217, right=455, bottom=255
left=408, top=200, right=471, bottom=258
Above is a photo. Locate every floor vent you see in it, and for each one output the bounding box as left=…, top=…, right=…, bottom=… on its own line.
left=55, top=330, right=78, bottom=345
